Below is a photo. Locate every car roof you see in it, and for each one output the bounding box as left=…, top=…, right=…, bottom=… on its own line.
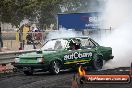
left=50, top=36, right=90, bottom=40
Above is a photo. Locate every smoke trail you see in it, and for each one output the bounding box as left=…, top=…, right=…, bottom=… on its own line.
left=45, top=28, right=82, bottom=41
left=100, top=0, right=132, bottom=68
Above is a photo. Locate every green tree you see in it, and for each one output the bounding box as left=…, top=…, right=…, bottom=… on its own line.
left=0, top=0, right=103, bottom=29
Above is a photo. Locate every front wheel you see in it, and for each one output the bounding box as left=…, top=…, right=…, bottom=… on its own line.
left=49, top=60, right=61, bottom=75
left=92, top=54, right=103, bottom=70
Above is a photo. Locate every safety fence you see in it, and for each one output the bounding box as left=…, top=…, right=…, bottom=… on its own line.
left=0, top=49, right=36, bottom=73
left=1, top=31, right=49, bottom=51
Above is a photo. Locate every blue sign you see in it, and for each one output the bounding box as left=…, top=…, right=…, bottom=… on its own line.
left=58, top=12, right=102, bottom=30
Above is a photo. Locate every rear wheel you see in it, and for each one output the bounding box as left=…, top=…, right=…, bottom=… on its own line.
left=49, top=60, right=61, bottom=75
left=24, top=70, right=33, bottom=75
left=92, top=54, right=103, bottom=70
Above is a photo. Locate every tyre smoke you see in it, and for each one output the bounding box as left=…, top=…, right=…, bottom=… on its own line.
left=101, top=0, right=132, bottom=68
left=45, top=28, right=82, bottom=41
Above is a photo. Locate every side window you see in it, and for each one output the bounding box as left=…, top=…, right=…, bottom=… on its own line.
left=61, top=39, right=68, bottom=50
left=81, top=38, right=96, bottom=49
left=67, top=39, right=81, bottom=50
left=42, top=39, right=68, bottom=50
left=54, top=40, right=62, bottom=50
left=54, top=39, right=68, bottom=50
left=88, top=39, right=95, bottom=48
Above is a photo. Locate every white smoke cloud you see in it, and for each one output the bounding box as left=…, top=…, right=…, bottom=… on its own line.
left=102, top=0, right=131, bottom=29
left=45, top=28, right=82, bottom=41
left=100, top=0, right=132, bottom=68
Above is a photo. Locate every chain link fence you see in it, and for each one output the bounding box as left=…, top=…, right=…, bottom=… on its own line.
left=1, top=31, right=49, bottom=51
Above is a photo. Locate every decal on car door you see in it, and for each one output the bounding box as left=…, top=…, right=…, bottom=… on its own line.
left=63, top=52, right=92, bottom=64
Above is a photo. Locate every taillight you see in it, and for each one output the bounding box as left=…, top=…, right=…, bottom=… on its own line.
left=37, top=57, right=44, bottom=64
left=14, top=58, right=20, bottom=63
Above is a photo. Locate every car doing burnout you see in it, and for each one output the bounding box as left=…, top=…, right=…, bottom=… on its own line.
left=13, top=36, right=114, bottom=75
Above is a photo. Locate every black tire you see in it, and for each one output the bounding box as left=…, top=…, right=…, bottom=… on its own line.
left=13, top=67, right=18, bottom=72
left=24, top=71, right=33, bottom=75
left=92, top=54, right=103, bottom=70
left=49, top=60, right=61, bottom=75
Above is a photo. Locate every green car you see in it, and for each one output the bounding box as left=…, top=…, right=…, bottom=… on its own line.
left=14, top=36, right=114, bottom=75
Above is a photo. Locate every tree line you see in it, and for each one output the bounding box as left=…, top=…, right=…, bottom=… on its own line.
left=0, top=0, right=102, bottom=29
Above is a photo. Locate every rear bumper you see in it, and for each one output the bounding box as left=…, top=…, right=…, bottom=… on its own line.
left=13, top=63, right=49, bottom=71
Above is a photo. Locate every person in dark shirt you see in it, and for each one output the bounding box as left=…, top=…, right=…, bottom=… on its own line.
left=68, top=39, right=81, bottom=50
left=26, top=29, right=36, bottom=49
left=26, top=29, right=33, bottom=44
left=0, top=27, right=3, bottom=48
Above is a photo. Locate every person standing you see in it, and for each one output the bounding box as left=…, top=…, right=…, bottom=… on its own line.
left=26, top=28, right=36, bottom=49
left=0, top=27, right=3, bottom=51
left=18, top=24, right=24, bottom=50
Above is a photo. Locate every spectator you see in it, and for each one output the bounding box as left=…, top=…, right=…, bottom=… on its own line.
left=35, top=29, right=42, bottom=40
left=26, top=29, right=36, bottom=49
left=26, top=29, right=33, bottom=44
left=0, top=27, right=3, bottom=48
left=32, top=27, right=38, bottom=32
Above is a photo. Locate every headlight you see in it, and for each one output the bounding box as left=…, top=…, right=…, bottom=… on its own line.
left=37, top=58, right=44, bottom=63
left=15, top=58, right=20, bottom=63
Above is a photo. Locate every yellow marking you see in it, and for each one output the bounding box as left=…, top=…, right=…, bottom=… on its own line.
left=22, top=26, right=30, bottom=40
left=64, top=60, right=90, bottom=64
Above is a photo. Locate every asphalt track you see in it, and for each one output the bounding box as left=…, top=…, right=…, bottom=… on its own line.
left=0, top=67, right=131, bottom=88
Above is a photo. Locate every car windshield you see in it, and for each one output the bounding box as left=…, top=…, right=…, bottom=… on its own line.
left=41, top=39, right=68, bottom=50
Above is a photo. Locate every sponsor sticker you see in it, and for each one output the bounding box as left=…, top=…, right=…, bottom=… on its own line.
left=64, top=52, right=92, bottom=61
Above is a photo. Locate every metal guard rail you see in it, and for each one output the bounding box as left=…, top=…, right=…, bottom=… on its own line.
left=0, top=49, right=36, bottom=64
